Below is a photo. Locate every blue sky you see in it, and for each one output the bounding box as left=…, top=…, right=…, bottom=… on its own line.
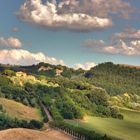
left=0, top=0, right=140, bottom=69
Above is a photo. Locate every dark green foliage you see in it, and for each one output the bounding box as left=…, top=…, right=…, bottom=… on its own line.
left=0, top=104, right=5, bottom=113
left=30, top=98, right=37, bottom=107
left=86, top=89, right=109, bottom=106
left=0, top=113, right=43, bottom=130
left=85, top=62, right=140, bottom=96
left=0, top=83, right=38, bottom=107
left=0, top=104, right=3, bottom=111
left=117, top=114, right=124, bottom=120
left=0, top=75, right=12, bottom=87
left=43, top=95, right=52, bottom=106
left=50, top=106, right=63, bottom=121
left=22, top=98, right=30, bottom=106
left=29, top=120, right=43, bottom=129
left=54, top=94, right=83, bottom=119
left=24, top=82, right=35, bottom=93
left=2, top=69, right=16, bottom=76
left=109, top=107, right=124, bottom=119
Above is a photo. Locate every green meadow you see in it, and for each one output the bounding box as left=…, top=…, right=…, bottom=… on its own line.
left=67, top=109, right=140, bottom=140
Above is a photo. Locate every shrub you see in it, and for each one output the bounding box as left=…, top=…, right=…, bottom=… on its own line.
left=29, top=120, right=43, bottom=129
left=0, top=113, right=43, bottom=130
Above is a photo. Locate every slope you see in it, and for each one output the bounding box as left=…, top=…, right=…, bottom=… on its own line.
left=0, top=98, right=41, bottom=121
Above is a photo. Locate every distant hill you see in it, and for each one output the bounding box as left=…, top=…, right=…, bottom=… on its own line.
left=0, top=62, right=84, bottom=78
left=85, top=62, right=140, bottom=96
left=119, top=64, right=140, bottom=69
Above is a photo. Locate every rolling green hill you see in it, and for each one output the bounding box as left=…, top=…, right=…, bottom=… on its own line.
left=85, top=62, right=140, bottom=96
left=0, top=62, right=140, bottom=139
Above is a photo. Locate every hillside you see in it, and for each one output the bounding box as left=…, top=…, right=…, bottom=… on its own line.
left=0, top=128, right=74, bottom=140
left=0, top=62, right=140, bottom=118
left=0, top=62, right=83, bottom=78
left=67, top=108, right=140, bottom=140
left=119, top=64, right=140, bottom=69
left=85, top=62, right=140, bottom=96
left=0, top=98, right=41, bottom=121
left=0, top=62, right=140, bottom=140
left=109, top=93, right=140, bottom=110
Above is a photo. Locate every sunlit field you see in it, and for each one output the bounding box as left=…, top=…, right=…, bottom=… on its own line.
left=67, top=109, right=140, bottom=140
left=0, top=98, right=41, bottom=121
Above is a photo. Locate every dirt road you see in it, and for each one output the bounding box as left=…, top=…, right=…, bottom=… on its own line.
left=41, top=103, right=53, bottom=121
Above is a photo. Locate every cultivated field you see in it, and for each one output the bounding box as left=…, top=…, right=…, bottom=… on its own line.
left=67, top=109, right=140, bottom=140
left=0, top=98, right=41, bottom=121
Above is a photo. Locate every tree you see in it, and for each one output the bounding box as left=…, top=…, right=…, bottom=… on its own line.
left=2, top=69, right=15, bottom=76
left=22, top=98, right=29, bottom=106
left=29, top=120, right=43, bottom=129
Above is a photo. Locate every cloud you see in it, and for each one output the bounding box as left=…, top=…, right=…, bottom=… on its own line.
left=113, top=28, right=140, bottom=41
left=74, top=62, right=96, bottom=70
left=0, top=37, right=22, bottom=48
left=16, top=0, right=134, bottom=32
left=68, top=0, right=133, bottom=19
left=84, top=28, right=140, bottom=56
left=0, top=49, right=65, bottom=66
left=84, top=38, right=140, bottom=56
left=16, top=0, right=115, bottom=32
left=102, top=40, right=140, bottom=55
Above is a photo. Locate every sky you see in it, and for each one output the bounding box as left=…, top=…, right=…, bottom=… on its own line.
left=0, top=0, right=140, bottom=70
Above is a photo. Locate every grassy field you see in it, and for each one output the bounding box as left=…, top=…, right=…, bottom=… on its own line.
left=0, top=128, right=75, bottom=140
left=0, top=98, right=41, bottom=121
left=67, top=109, right=140, bottom=140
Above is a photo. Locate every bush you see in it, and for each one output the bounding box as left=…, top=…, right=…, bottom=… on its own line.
left=29, top=120, right=43, bottom=129
left=0, top=113, right=43, bottom=130
left=117, top=114, right=124, bottom=120
left=0, top=104, right=6, bottom=113
left=2, top=70, right=15, bottom=76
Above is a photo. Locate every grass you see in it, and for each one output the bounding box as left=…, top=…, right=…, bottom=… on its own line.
left=0, top=98, right=41, bottom=121
left=120, top=108, right=140, bottom=123
left=0, top=128, right=74, bottom=140
left=67, top=108, right=140, bottom=140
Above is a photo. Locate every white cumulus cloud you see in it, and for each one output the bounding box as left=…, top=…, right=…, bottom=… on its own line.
left=113, top=28, right=140, bottom=41
left=0, top=49, right=65, bottom=66
left=0, top=37, right=22, bottom=48
left=102, top=40, right=140, bottom=55
left=74, top=62, right=96, bottom=70
left=84, top=38, right=140, bottom=56
left=16, top=0, right=113, bottom=32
